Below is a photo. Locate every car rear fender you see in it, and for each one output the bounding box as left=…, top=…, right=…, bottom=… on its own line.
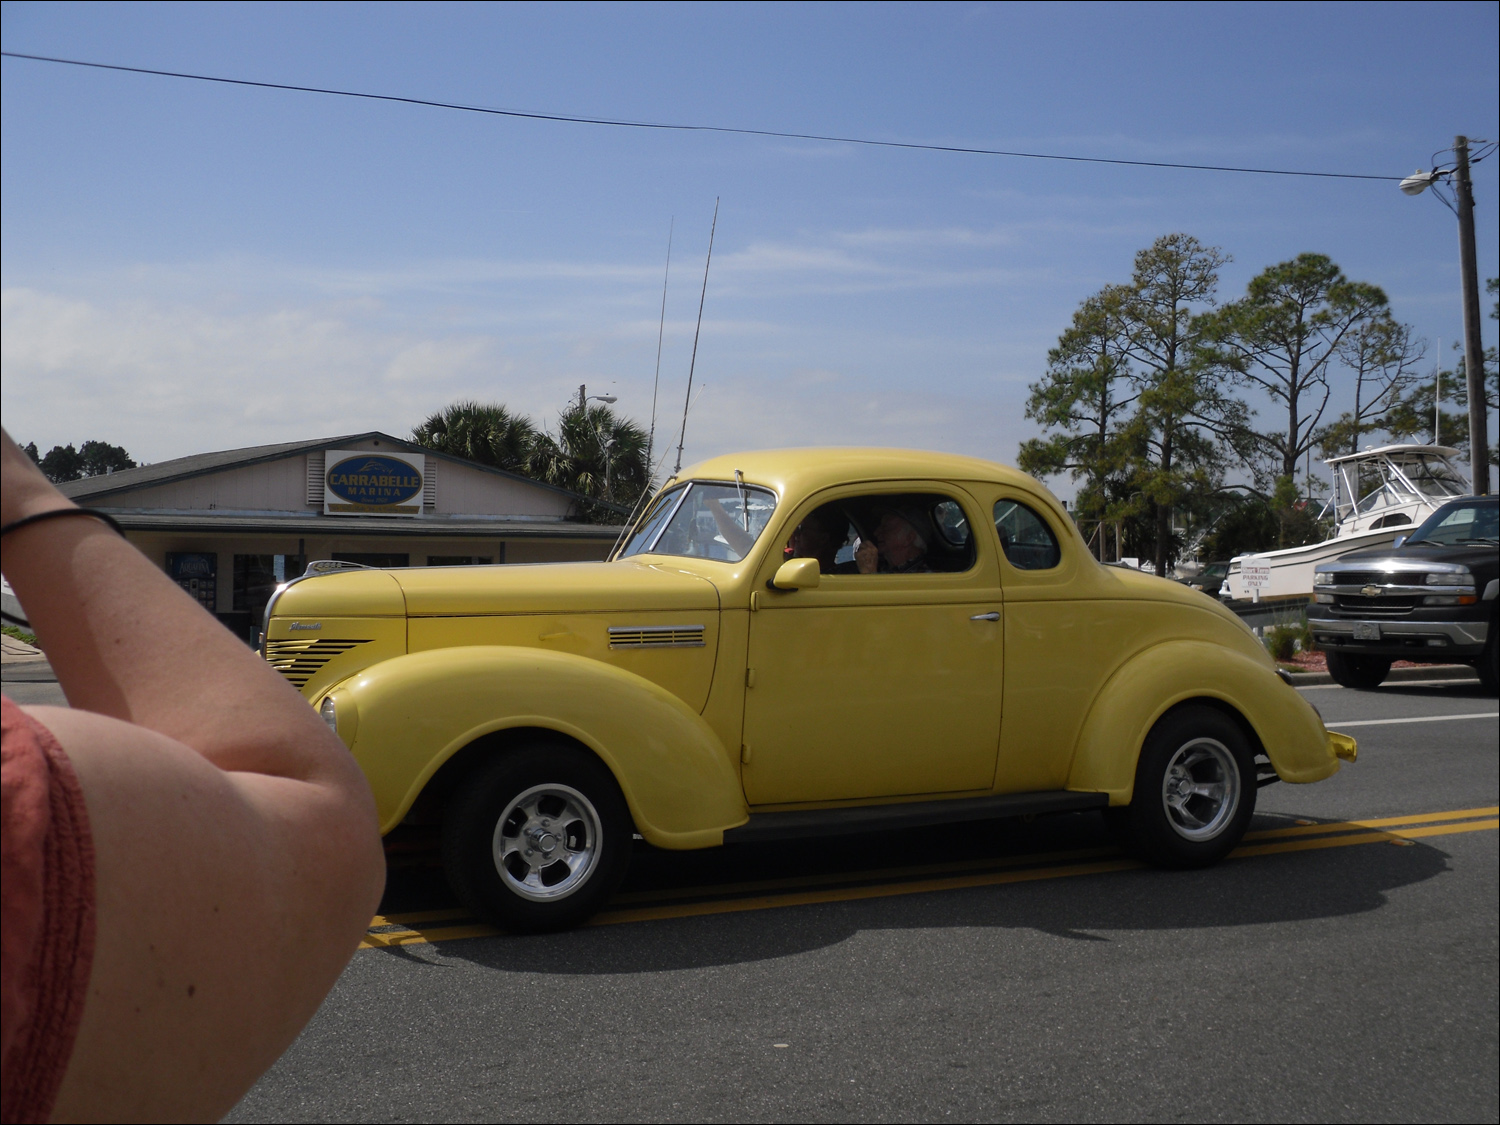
left=323, top=646, right=748, bottom=847
left=1065, top=639, right=1338, bottom=804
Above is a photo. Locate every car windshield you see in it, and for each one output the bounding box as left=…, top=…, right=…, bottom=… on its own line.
left=617, top=481, right=778, bottom=562
left=1405, top=500, right=1499, bottom=547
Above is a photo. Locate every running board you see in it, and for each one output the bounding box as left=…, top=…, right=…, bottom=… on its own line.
left=724, top=790, right=1109, bottom=845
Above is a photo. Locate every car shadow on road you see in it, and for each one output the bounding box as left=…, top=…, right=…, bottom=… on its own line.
left=403, top=810, right=1456, bottom=977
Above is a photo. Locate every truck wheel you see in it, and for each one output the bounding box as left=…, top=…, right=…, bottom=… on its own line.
left=1479, top=628, right=1499, bottom=696
left=443, top=743, right=632, bottom=933
left=1117, top=705, right=1256, bottom=869
left=1326, top=650, right=1391, bottom=690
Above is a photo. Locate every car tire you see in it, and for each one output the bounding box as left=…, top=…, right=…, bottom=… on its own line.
left=442, top=742, right=632, bottom=933
left=1325, top=650, right=1392, bottom=690
left=1116, top=704, right=1257, bottom=869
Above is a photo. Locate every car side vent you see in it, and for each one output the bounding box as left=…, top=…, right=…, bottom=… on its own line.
left=607, top=625, right=706, bottom=649
left=263, top=638, right=372, bottom=686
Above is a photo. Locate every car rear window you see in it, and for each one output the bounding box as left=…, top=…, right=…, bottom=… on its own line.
left=994, top=500, right=1061, bottom=570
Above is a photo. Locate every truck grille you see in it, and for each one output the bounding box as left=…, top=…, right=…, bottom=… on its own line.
left=1331, top=595, right=1419, bottom=617
left=1329, top=571, right=1388, bottom=587
left=263, top=638, right=372, bottom=686
left=607, top=625, right=706, bottom=649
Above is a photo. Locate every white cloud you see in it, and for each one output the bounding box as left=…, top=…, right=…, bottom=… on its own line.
left=1, top=225, right=1059, bottom=471
left=1, top=287, right=511, bottom=458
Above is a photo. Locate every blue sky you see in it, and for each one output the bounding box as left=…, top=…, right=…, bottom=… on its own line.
left=2, top=1, right=1496, bottom=496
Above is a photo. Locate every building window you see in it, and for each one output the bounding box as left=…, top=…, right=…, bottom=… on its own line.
left=427, top=556, right=493, bottom=566
left=233, top=554, right=307, bottom=621
left=167, top=552, right=217, bottom=612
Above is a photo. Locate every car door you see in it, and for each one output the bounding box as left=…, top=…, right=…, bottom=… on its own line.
left=739, top=484, right=1004, bottom=806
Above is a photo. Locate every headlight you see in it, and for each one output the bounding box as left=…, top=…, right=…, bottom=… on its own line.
left=1426, top=569, right=1472, bottom=585
left=317, top=693, right=358, bottom=747
left=1313, top=572, right=1335, bottom=586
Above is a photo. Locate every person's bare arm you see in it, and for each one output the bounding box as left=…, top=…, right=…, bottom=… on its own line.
left=704, top=498, right=756, bottom=557
left=1, top=431, right=384, bottom=1122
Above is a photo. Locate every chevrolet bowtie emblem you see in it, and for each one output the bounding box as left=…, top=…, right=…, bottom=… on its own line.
left=1360, top=584, right=1382, bottom=597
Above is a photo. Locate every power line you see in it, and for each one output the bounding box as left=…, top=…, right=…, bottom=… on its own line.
left=2, top=50, right=1404, bottom=183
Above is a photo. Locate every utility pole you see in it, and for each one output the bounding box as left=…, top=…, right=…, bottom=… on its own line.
left=577, top=384, right=587, bottom=413
left=1453, top=136, right=1490, bottom=494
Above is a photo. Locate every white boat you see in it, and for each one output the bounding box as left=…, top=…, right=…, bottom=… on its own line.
left=1220, top=444, right=1470, bottom=603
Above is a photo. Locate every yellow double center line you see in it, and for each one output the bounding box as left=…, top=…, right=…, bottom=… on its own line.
left=361, top=805, right=1498, bottom=949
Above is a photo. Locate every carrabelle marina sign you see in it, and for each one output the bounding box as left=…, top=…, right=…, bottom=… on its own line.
left=324, top=449, right=426, bottom=516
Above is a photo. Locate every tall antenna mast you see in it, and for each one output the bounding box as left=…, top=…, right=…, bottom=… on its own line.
left=646, top=219, right=673, bottom=476
left=675, top=197, right=719, bottom=474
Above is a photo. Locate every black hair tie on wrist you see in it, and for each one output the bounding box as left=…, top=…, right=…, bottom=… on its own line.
left=0, top=506, right=127, bottom=539
left=1, top=508, right=127, bottom=627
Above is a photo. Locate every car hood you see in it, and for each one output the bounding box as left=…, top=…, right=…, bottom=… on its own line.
left=1330, top=542, right=1495, bottom=567
left=391, top=559, right=721, bottom=617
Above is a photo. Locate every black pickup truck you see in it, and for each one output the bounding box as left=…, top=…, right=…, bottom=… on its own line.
left=1308, top=495, right=1498, bottom=693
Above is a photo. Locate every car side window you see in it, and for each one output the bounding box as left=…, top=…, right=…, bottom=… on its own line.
left=994, top=499, right=1061, bottom=570
left=788, top=493, right=976, bottom=575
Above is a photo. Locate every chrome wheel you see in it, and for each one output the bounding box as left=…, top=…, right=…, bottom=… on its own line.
left=1160, top=738, right=1240, bottom=841
left=492, top=783, right=603, bottom=901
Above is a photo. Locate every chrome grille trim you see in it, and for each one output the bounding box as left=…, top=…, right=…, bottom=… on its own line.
left=1330, top=596, right=1420, bottom=617
left=607, top=625, right=706, bottom=649
left=263, top=638, right=372, bottom=687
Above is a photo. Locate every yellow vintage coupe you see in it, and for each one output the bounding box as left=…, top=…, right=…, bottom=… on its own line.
left=262, top=449, right=1355, bottom=931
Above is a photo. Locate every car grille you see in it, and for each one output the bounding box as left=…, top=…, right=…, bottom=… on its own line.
left=263, top=638, right=372, bottom=686
left=607, top=625, right=706, bottom=649
left=1330, top=595, right=1419, bottom=617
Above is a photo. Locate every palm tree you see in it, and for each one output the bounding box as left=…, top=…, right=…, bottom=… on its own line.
left=535, top=404, right=651, bottom=520
left=410, top=402, right=540, bottom=475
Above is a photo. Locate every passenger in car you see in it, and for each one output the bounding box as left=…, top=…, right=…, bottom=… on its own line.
left=855, top=509, right=933, bottom=574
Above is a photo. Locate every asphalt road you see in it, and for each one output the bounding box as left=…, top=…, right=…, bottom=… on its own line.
left=4, top=664, right=1494, bottom=1121
left=217, top=674, right=1497, bottom=1125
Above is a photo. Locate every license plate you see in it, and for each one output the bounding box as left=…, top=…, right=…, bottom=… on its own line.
left=1352, top=623, right=1381, bottom=641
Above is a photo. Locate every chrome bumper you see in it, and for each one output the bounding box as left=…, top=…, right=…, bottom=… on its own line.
left=1310, top=619, right=1489, bottom=646
left=1326, top=731, right=1357, bottom=763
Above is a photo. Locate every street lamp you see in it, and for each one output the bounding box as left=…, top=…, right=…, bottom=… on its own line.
left=1400, top=135, right=1493, bottom=495
left=575, top=384, right=617, bottom=411
left=574, top=385, right=620, bottom=504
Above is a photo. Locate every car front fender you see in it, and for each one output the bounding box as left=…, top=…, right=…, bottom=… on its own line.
left=1065, top=639, right=1338, bottom=804
left=324, top=646, right=748, bottom=848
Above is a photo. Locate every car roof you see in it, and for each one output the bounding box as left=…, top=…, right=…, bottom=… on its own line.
left=672, top=447, right=1045, bottom=500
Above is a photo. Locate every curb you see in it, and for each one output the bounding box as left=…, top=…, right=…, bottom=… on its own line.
left=1279, top=663, right=1478, bottom=687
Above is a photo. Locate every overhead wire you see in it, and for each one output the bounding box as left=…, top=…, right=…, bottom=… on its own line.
left=2, top=50, right=1405, bottom=183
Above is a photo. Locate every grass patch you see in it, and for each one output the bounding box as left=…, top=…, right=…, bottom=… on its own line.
left=2, top=623, right=40, bottom=649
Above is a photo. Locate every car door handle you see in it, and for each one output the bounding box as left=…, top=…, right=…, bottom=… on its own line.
left=970, top=611, right=1001, bottom=622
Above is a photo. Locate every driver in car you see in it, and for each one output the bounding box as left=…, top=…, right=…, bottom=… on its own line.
left=855, top=508, right=933, bottom=574
left=786, top=505, right=854, bottom=574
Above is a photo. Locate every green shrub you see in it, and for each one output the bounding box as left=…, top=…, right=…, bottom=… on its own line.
left=1263, top=624, right=1298, bottom=662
